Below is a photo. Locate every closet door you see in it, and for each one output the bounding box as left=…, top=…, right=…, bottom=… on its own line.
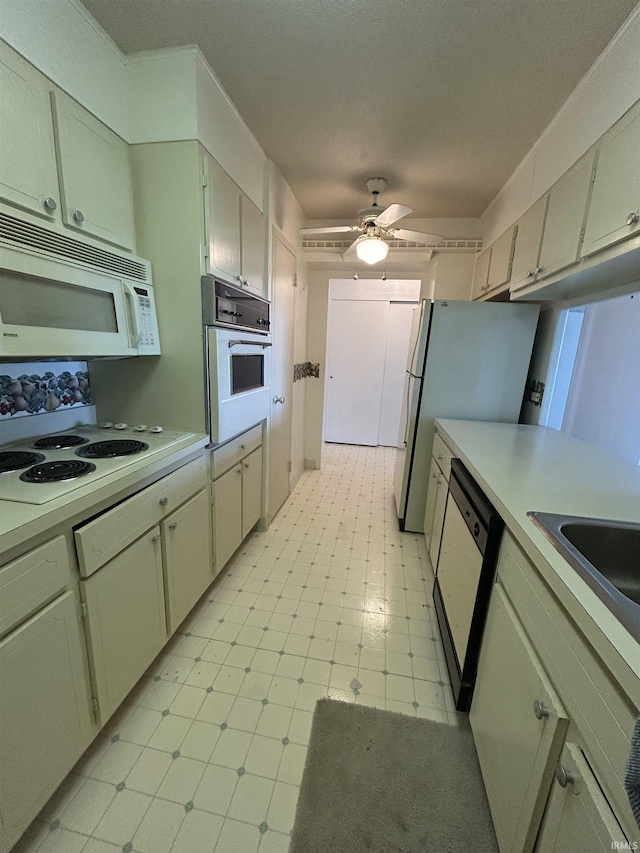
left=325, top=299, right=389, bottom=445
left=378, top=302, right=415, bottom=446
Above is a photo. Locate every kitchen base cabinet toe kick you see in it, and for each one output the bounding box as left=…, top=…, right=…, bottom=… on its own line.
left=0, top=452, right=216, bottom=853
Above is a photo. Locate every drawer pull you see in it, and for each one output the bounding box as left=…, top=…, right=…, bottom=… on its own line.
left=159, top=497, right=168, bottom=507
left=169, top=522, right=177, bottom=531
left=555, top=763, right=576, bottom=788
left=533, top=699, right=550, bottom=720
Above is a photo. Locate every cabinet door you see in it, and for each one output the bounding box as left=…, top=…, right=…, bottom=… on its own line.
left=470, top=583, right=568, bottom=853
left=486, top=225, right=515, bottom=293
left=214, top=464, right=243, bottom=571
left=535, top=743, right=629, bottom=852
left=429, top=472, right=448, bottom=571
left=0, top=592, right=92, bottom=840
left=537, top=149, right=595, bottom=279
left=81, top=529, right=167, bottom=722
left=0, top=44, right=59, bottom=220
left=241, top=195, right=266, bottom=295
left=510, top=195, right=548, bottom=291
left=471, top=247, right=491, bottom=300
left=242, top=446, right=263, bottom=538
left=423, top=457, right=441, bottom=546
left=50, top=90, right=135, bottom=250
left=205, top=154, right=241, bottom=282
left=582, top=103, right=640, bottom=257
left=163, top=489, right=213, bottom=634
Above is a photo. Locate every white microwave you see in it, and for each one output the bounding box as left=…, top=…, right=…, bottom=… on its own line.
left=0, top=239, right=160, bottom=359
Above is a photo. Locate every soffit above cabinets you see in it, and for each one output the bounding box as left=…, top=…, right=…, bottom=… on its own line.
left=79, top=0, right=638, bottom=220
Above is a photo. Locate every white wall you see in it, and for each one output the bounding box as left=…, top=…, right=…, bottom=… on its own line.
left=0, top=0, right=130, bottom=137
left=481, top=6, right=640, bottom=245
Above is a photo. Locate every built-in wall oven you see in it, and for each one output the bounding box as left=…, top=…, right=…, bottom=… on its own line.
left=433, top=459, right=504, bottom=712
left=202, top=276, right=271, bottom=445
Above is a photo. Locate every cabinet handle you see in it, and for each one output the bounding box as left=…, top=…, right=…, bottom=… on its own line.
left=169, top=522, right=177, bottom=531
left=72, top=209, right=85, bottom=223
left=159, top=497, right=168, bottom=507
left=151, top=535, right=160, bottom=544
left=533, top=699, right=550, bottom=720
left=43, top=196, right=57, bottom=211
left=626, top=212, right=639, bottom=226
left=554, top=763, right=576, bottom=788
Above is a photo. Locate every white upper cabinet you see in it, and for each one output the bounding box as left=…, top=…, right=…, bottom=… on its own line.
left=486, top=224, right=516, bottom=294
left=581, top=101, right=640, bottom=258
left=204, top=153, right=266, bottom=297
left=537, top=148, right=595, bottom=280
left=241, top=195, right=266, bottom=295
left=510, top=195, right=548, bottom=291
left=471, top=247, right=491, bottom=300
left=50, top=90, right=136, bottom=251
left=0, top=43, right=59, bottom=221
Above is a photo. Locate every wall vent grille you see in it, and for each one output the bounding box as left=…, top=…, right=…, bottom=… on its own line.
left=0, top=212, right=149, bottom=281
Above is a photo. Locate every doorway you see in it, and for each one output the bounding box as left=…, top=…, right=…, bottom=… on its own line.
left=323, top=279, right=420, bottom=446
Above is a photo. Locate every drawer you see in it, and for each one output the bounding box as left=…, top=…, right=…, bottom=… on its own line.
left=0, top=536, right=72, bottom=637
left=75, top=456, right=207, bottom=577
left=213, top=424, right=262, bottom=479
left=497, top=531, right=639, bottom=837
left=432, top=432, right=454, bottom=479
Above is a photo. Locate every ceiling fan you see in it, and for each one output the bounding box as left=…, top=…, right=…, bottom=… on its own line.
left=299, top=177, right=443, bottom=264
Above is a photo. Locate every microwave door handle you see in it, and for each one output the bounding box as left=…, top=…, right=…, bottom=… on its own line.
left=123, top=282, right=141, bottom=347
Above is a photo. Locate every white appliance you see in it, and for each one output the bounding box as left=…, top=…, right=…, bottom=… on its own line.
left=0, top=212, right=160, bottom=358
left=202, top=277, right=271, bottom=445
left=394, top=299, right=539, bottom=531
left=0, top=423, right=195, bottom=505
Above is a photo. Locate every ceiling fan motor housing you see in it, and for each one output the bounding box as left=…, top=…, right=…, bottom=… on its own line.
left=366, top=177, right=387, bottom=195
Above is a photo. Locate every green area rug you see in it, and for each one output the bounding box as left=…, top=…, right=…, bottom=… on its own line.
left=289, top=698, right=498, bottom=853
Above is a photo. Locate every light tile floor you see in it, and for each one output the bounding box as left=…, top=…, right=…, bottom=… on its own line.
left=15, top=444, right=457, bottom=853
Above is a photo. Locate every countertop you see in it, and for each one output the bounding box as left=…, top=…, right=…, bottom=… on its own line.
left=434, top=419, right=640, bottom=696
left=0, top=433, right=209, bottom=559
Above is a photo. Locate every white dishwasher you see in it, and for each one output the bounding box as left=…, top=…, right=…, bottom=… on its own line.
left=433, top=458, right=504, bottom=712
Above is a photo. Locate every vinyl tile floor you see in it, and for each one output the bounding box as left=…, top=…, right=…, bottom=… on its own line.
left=15, top=444, right=458, bottom=853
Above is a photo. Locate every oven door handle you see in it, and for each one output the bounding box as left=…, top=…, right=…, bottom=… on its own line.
left=228, top=339, right=272, bottom=348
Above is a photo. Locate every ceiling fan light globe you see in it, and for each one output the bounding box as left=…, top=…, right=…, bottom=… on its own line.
left=356, top=236, right=388, bottom=265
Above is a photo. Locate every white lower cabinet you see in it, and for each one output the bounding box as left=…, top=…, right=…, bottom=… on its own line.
left=162, top=488, right=213, bottom=633
left=0, top=592, right=92, bottom=845
left=424, top=432, right=454, bottom=570
left=212, top=432, right=264, bottom=574
left=81, top=528, right=167, bottom=723
left=534, top=742, right=629, bottom=852
left=470, top=583, right=568, bottom=853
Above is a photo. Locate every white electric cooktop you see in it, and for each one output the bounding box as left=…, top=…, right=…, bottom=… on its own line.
left=0, top=422, right=196, bottom=505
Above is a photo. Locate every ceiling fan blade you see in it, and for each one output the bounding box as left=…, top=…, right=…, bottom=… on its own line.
left=343, top=238, right=360, bottom=257
left=389, top=228, right=443, bottom=244
left=298, top=225, right=358, bottom=235
left=374, top=204, right=413, bottom=227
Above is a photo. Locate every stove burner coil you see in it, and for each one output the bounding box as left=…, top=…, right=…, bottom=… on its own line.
left=0, top=451, right=46, bottom=474
left=76, top=439, right=149, bottom=459
left=32, top=434, right=89, bottom=449
left=20, top=459, right=97, bottom=483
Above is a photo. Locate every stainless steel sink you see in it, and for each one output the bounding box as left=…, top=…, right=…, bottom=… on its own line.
left=527, top=512, right=640, bottom=642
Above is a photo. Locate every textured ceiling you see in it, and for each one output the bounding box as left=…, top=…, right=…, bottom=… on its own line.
left=81, top=0, right=638, bottom=220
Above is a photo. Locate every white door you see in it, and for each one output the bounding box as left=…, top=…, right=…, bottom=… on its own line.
left=378, top=302, right=416, bottom=445
left=325, top=299, right=389, bottom=445
left=269, top=234, right=296, bottom=521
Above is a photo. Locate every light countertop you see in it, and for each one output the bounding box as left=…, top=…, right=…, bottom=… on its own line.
left=434, top=419, right=640, bottom=696
left=0, top=433, right=209, bottom=558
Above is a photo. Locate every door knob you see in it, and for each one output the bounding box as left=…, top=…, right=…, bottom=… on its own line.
left=273, top=395, right=285, bottom=404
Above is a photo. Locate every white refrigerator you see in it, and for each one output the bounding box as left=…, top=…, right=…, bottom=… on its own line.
left=393, top=299, right=539, bottom=532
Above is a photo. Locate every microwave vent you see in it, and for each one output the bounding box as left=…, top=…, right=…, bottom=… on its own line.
left=0, top=212, right=150, bottom=282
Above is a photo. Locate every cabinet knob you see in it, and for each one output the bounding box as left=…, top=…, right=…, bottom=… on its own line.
left=626, top=212, right=639, bottom=226
left=526, top=270, right=534, bottom=278
left=236, top=468, right=242, bottom=475
left=169, top=522, right=177, bottom=531
left=43, top=196, right=57, bottom=211
left=533, top=699, right=550, bottom=720
left=533, top=266, right=542, bottom=275
left=245, top=463, right=250, bottom=469
left=159, top=497, right=168, bottom=507
left=151, top=535, right=160, bottom=544
left=241, top=444, right=246, bottom=450
left=554, top=763, right=576, bottom=788
left=72, top=209, right=85, bottom=223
